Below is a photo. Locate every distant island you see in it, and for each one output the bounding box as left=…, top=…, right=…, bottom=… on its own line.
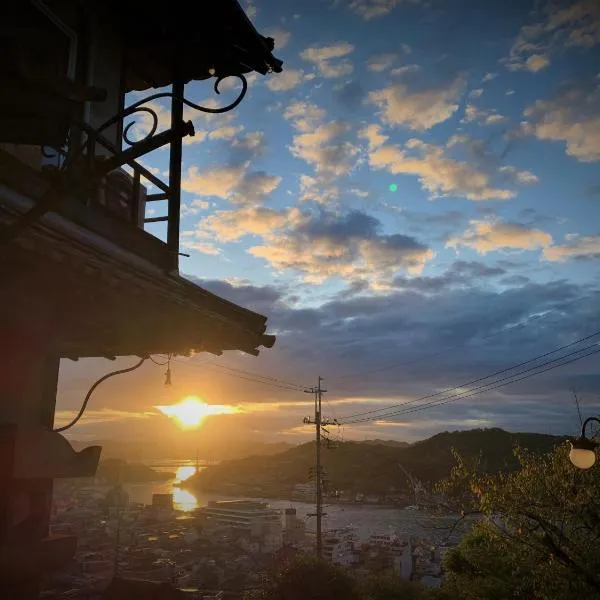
left=182, top=428, right=567, bottom=500
left=96, top=459, right=174, bottom=484
left=70, top=438, right=294, bottom=462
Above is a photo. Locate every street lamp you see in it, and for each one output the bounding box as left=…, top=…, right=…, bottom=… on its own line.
left=569, top=417, right=600, bottom=470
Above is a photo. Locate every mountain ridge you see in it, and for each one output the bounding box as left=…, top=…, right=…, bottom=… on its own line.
left=184, top=427, right=568, bottom=496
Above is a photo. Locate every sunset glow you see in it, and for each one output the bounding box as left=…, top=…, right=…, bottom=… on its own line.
left=156, top=396, right=238, bottom=429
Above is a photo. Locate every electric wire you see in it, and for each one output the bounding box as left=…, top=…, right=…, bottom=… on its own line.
left=343, top=344, right=600, bottom=424
left=53, top=357, right=147, bottom=433
left=337, top=328, right=600, bottom=421
left=169, top=356, right=309, bottom=393
left=343, top=346, right=600, bottom=425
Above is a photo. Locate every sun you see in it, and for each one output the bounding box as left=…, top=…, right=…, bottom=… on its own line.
left=156, top=396, right=238, bottom=429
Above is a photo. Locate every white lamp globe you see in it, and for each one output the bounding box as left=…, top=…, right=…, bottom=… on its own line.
left=569, top=445, right=597, bottom=470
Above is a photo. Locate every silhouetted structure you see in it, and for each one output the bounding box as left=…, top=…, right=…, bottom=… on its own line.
left=0, top=1, right=282, bottom=597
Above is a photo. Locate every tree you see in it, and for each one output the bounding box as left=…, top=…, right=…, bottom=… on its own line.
left=439, top=443, right=600, bottom=599
left=360, top=572, right=427, bottom=600
left=245, top=555, right=360, bottom=600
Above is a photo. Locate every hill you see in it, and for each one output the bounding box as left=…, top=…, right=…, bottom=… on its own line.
left=184, top=428, right=567, bottom=497
left=69, top=439, right=294, bottom=461
left=356, top=439, right=409, bottom=448
left=96, top=459, right=174, bottom=484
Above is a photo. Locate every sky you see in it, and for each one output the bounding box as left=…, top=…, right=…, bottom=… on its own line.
left=56, top=0, right=600, bottom=448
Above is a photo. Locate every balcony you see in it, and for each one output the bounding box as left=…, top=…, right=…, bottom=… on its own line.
left=0, top=0, right=282, bottom=275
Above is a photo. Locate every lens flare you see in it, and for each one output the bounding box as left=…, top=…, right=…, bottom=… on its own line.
left=156, top=396, right=238, bottom=429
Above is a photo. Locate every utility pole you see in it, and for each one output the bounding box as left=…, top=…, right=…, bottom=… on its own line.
left=304, top=376, right=332, bottom=559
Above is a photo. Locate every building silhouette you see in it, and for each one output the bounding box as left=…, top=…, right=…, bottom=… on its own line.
left=0, top=1, right=283, bottom=597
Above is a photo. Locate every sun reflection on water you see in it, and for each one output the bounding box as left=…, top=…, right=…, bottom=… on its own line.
left=175, top=465, right=197, bottom=483
left=173, top=487, right=198, bottom=512
left=173, top=465, right=199, bottom=512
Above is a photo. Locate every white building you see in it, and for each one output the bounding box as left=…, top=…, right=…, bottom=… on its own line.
left=323, top=528, right=358, bottom=567
left=197, top=500, right=283, bottom=553
left=283, top=508, right=306, bottom=545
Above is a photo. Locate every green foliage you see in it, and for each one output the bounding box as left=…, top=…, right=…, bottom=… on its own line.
left=440, top=442, right=600, bottom=599
left=246, top=558, right=451, bottom=600
left=360, top=572, right=427, bottom=600
left=193, top=428, right=565, bottom=495
left=244, top=555, right=361, bottom=600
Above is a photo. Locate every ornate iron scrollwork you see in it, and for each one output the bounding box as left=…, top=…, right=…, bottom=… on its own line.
left=102, top=73, right=248, bottom=147
left=39, top=73, right=248, bottom=170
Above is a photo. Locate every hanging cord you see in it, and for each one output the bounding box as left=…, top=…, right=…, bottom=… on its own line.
left=148, top=355, right=169, bottom=366
left=53, top=357, right=147, bottom=433
left=164, top=354, right=172, bottom=386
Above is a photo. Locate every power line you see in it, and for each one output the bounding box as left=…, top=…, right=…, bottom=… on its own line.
left=195, top=361, right=307, bottom=391
left=151, top=352, right=307, bottom=391
left=169, top=356, right=308, bottom=393
left=343, top=345, right=600, bottom=425
left=364, top=345, right=600, bottom=424
left=331, top=294, right=596, bottom=383
left=303, top=377, right=330, bottom=558
left=337, top=328, right=600, bottom=421
left=343, top=344, right=600, bottom=424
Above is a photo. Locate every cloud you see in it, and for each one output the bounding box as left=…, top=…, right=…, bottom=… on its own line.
left=208, top=125, right=244, bottom=140
left=181, top=239, right=222, bottom=255
left=482, top=72, right=498, bottom=83
left=233, top=171, right=282, bottom=206
left=284, top=100, right=327, bottom=132
left=390, top=64, right=421, bottom=77
left=368, top=139, right=516, bottom=201
left=290, top=120, right=359, bottom=177
left=195, top=206, right=300, bottom=243
left=447, top=218, right=553, bottom=255
left=285, top=101, right=360, bottom=184
left=498, top=165, right=539, bottom=185
left=359, top=123, right=389, bottom=150
left=300, top=43, right=355, bottom=62
left=54, top=408, right=155, bottom=428
left=262, top=27, right=291, bottom=49
left=284, top=100, right=360, bottom=205
left=366, top=52, right=399, bottom=72
left=182, top=163, right=248, bottom=199
left=543, top=234, right=600, bottom=262
left=245, top=1, right=257, bottom=19
left=525, top=53, right=551, bottom=72
left=182, top=163, right=281, bottom=206
left=60, top=273, right=600, bottom=441
left=300, top=42, right=355, bottom=78
left=249, top=209, right=434, bottom=285
left=298, top=174, right=340, bottom=204
left=506, top=1, right=600, bottom=71
left=368, top=76, right=465, bottom=131
left=266, top=68, right=314, bottom=91
left=463, top=103, right=507, bottom=126
left=523, top=82, right=600, bottom=162
left=336, top=0, right=412, bottom=20
left=180, top=198, right=211, bottom=217
left=232, top=131, right=265, bottom=153
left=318, top=59, right=354, bottom=78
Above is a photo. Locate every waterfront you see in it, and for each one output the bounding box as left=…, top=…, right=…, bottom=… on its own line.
left=122, top=461, right=465, bottom=543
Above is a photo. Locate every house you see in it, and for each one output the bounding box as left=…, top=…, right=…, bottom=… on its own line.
left=0, top=1, right=283, bottom=597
